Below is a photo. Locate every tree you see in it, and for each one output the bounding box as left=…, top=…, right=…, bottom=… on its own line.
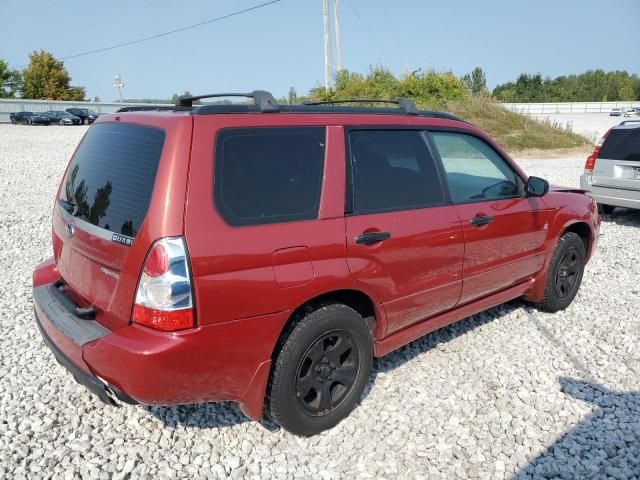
left=288, top=87, right=298, bottom=104
left=493, top=69, right=640, bottom=102
left=462, top=67, right=487, bottom=95
left=309, top=67, right=467, bottom=108
left=22, top=50, right=86, bottom=100
left=0, top=58, right=22, bottom=98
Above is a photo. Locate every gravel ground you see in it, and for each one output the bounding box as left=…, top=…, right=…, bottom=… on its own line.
left=1, top=124, right=639, bottom=479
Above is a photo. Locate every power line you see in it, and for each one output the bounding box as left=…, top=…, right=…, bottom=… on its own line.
left=16, top=0, right=281, bottom=68
left=343, top=0, right=386, bottom=66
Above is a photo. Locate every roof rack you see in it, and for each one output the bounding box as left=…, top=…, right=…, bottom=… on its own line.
left=619, top=120, right=640, bottom=126
left=175, top=90, right=279, bottom=112
left=302, top=97, right=419, bottom=115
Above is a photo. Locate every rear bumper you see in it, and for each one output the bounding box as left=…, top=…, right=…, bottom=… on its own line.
left=34, top=308, right=136, bottom=406
left=580, top=174, right=640, bottom=210
left=32, top=259, right=287, bottom=420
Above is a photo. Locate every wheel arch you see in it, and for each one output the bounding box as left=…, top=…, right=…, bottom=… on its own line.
left=561, top=221, right=592, bottom=259
left=270, top=288, right=382, bottom=362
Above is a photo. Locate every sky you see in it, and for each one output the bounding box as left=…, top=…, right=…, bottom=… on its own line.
left=1, top=0, right=639, bottom=102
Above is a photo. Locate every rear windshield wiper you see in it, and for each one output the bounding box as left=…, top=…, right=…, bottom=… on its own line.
left=58, top=198, right=78, bottom=216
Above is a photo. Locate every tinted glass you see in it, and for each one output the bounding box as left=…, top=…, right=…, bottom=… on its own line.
left=431, top=132, right=520, bottom=203
left=59, top=123, right=165, bottom=237
left=214, top=127, right=325, bottom=226
left=349, top=130, right=446, bottom=214
left=598, top=129, right=640, bottom=161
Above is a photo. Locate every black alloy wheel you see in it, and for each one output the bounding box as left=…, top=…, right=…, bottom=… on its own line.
left=554, top=247, right=580, bottom=300
left=533, top=231, right=586, bottom=312
left=295, top=330, right=359, bottom=416
left=267, top=302, right=373, bottom=436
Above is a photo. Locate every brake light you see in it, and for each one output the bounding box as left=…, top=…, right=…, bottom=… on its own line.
left=133, top=237, right=194, bottom=331
left=584, top=129, right=611, bottom=174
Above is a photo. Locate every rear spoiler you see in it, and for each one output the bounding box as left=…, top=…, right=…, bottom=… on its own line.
left=115, top=106, right=174, bottom=113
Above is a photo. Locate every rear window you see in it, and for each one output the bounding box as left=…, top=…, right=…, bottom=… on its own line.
left=59, top=123, right=165, bottom=237
left=214, top=127, right=325, bottom=226
left=599, top=128, right=640, bottom=161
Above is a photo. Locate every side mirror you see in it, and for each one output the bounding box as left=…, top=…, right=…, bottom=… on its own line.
left=525, top=176, right=549, bottom=197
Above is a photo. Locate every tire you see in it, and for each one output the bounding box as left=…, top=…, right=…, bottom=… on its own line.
left=533, top=232, right=586, bottom=313
left=267, top=303, right=373, bottom=436
left=59, top=120, right=64, bottom=126
left=598, top=204, right=615, bottom=215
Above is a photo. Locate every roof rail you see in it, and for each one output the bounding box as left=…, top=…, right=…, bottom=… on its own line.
left=175, top=90, right=279, bottom=112
left=302, top=97, right=419, bottom=115
left=619, top=120, right=640, bottom=126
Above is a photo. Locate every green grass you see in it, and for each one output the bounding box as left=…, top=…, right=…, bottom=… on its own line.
left=441, top=95, right=592, bottom=152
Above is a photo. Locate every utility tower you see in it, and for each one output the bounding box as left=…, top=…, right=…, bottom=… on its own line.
left=322, top=0, right=331, bottom=91
left=333, top=0, right=342, bottom=72
left=322, top=0, right=343, bottom=91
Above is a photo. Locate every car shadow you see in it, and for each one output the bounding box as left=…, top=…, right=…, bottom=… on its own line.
left=144, top=401, right=281, bottom=432
left=145, top=302, right=522, bottom=432
left=375, top=301, right=522, bottom=375
left=361, top=301, right=523, bottom=396
left=600, top=207, right=640, bottom=226
left=512, top=377, right=640, bottom=479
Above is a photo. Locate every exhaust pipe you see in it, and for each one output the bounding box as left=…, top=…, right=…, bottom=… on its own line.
left=96, top=375, right=121, bottom=407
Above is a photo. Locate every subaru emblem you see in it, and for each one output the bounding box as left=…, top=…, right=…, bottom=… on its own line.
left=65, top=223, right=75, bottom=238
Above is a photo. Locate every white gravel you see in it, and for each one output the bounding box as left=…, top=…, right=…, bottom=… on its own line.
left=1, top=125, right=639, bottom=479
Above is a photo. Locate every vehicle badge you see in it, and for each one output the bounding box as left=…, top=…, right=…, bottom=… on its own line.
left=65, top=223, right=75, bottom=238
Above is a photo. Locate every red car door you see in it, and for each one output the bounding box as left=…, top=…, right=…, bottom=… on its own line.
left=429, top=131, right=549, bottom=304
left=344, top=129, right=465, bottom=336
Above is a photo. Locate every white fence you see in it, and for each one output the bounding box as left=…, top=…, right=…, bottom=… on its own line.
left=502, top=101, right=640, bottom=115
left=0, top=98, right=171, bottom=123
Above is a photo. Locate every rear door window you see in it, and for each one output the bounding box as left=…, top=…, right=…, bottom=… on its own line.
left=59, top=123, right=165, bottom=237
left=431, top=132, right=521, bottom=203
left=214, top=127, right=325, bottom=226
left=598, top=128, right=640, bottom=161
left=348, top=130, right=446, bottom=214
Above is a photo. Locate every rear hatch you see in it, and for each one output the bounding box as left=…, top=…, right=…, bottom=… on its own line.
left=592, top=124, right=640, bottom=191
left=52, top=120, right=181, bottom=330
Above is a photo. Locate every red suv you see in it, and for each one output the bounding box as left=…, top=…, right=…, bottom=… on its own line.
left=33, top=91, right=600, bottom=435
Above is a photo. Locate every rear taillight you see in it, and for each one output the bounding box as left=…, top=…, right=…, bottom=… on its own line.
left=584, top=128, right=611, bottom=174
left=133, top=237, right=194, bottom=331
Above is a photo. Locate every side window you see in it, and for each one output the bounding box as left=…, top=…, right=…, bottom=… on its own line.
left=348, top=130, right=446, bottom=214
left=431, top=132, right=521, bottom=203
left=214, top=127, right=325, bottom=226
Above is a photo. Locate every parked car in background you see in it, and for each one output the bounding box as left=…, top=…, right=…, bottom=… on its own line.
left=581, top=120, right=640, bottom=214
left=66, top=108, right=99, bottom=125
left=623, top=108, right=637, bottom=117
left=42, top=110, right=82, bottom=125
left=9, top=111, right=51, bottom=125
left=610, top=108, right=622, bottom=116
left=33, top=91, right=600, bottom=435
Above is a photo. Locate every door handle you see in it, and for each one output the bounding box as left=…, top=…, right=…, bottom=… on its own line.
left=469, top=215, right=494, bottom=227
left=355, top=231, right=391, bottom=245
